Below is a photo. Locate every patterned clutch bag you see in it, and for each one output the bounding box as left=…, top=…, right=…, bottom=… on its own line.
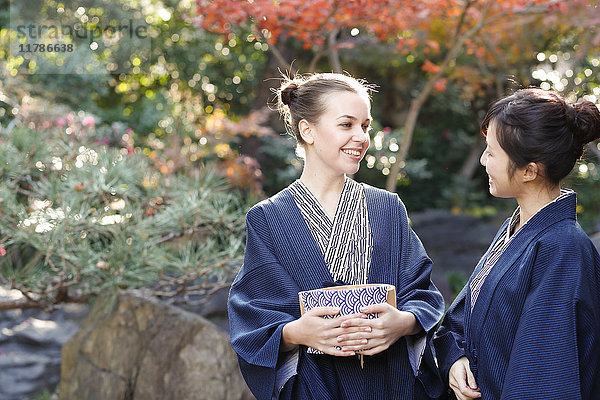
left=298, top=284, right=397, bottom=354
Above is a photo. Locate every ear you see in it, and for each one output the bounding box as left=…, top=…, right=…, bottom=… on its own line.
left=522, top=162, right=540, bottom=182
left=298, top=119, right=314, bottom=145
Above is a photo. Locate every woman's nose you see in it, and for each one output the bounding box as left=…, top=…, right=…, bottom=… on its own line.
left=353, top=128, right=368, bottom=142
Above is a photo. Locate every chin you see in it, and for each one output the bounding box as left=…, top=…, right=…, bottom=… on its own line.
left=490, top=189, right=512, bottom=199
left=347, top=166, right=361, bottom=175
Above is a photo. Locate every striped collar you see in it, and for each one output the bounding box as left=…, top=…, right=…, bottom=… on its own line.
left=506, top=188, right=573, bottom=242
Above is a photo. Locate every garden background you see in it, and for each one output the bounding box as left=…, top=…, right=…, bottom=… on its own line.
left=0, top=0, right=599, bottom=399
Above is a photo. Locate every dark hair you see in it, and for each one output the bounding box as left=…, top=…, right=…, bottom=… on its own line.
left=481, top=88, right=600, bottom=185
left=276, top=73, right=373, bottom=145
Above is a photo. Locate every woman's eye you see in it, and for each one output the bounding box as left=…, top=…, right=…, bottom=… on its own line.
left=362, top=125, right=371, bottom=132
left=340, top=123, right=352, bottom=128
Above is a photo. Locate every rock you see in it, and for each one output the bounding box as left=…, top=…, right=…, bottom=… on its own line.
left=177, top=285, right=230, bottom=332
left=410, top=210, right=500, bottom=302
left=60, top=293, right=253, bottom=400
left=0, top=287, right=87, bottom=400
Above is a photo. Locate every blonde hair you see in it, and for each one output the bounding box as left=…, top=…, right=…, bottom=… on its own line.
left=276, top=73, right=373, bottom=146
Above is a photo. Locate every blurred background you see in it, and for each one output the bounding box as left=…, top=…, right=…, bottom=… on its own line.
left=0, top=0, right=599, bottom=399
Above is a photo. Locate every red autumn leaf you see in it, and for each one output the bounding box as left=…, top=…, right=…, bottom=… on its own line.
left=434, top=78, right=447, bottom=92
left=422, top=60, right=441, bottom=74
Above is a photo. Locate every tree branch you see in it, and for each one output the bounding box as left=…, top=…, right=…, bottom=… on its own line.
left=257, top=29, right=291, bottom=72
left=386, top=0, right=490, bottom=192
left=0, top=291, right=91, bottom=311
left=308, top=47, right=328, bottom=73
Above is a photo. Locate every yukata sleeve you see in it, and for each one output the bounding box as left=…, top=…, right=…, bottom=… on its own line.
left=500, top=236, right=595, bottom=400
left=434, top=218, right=510, bottom=383
left=433, top=286, right=468, bottom=382
left=228, top=205, right=301, bottom=400
left=395, top=197, right=445, bottom=335
left=393, top=198, right=445, bottom=378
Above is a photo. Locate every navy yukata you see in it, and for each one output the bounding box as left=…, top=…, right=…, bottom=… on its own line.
left=435, top=190, right=600, bottom=399
left=228, top=183, right=445, bottom=400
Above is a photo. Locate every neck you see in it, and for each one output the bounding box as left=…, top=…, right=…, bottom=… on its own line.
left=299, top=168, right=346, bottom=200
left=516, top=184, right=561, bottom=227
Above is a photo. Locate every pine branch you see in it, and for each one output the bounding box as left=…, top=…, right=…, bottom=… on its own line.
left=0, top=110, right=247, bottom=311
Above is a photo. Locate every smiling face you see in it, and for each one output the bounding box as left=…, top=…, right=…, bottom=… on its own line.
left=480, top=119, right=520, bottom=198
left=301, top=90, right=371, bottom=176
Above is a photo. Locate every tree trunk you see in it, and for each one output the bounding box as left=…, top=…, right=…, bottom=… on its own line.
left=385, top=0, right=487, bottom=192
left=457, top=73, right=505, bottom=181
left=459, top=135, right=486, bottom=179
left=327, top=30, right=343, bottom=73
left=385, top=91, right=431, bottom=192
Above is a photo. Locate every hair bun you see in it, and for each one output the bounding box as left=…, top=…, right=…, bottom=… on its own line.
left=280, top=82, right=299, bottom=107
left=571, top=101, right=600, bottom=151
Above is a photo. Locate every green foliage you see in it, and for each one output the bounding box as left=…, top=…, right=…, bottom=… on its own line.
left=565, top=158, right=600, bottom=233
left=259, top=133, right=302, bottom=196
left=446, top=271, right=469, bottom=304
left=1, top=0, right=268, bottom=139
left=23, top=389, right=55, bottom=400
left=1, top=2, right=598, bottom=302
left=353, top=83, right=484, bottom=211
left=0, top=119, right=247, bottom=309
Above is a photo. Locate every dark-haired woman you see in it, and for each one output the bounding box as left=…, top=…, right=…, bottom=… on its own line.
left=228, top=73, right=445, bottom=400
left=435, top=88, right=600, bottom=400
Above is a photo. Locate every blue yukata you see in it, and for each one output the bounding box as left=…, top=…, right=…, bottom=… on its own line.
left=228, top=179, right=445, bottom=400
left=434, top=189, right=600, bottom=399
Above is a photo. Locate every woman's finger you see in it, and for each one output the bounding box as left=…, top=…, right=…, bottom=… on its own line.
left=340, top=317, right=374, bottom=328
left=306, top=306, right=340, bottom=317
left=360, top=343, right=385, bottom=356
left=466, top=367, right=479, bottom=391
left=359, top=302, right=389, bottom=314
left=336, top=328, right=372, bottom=342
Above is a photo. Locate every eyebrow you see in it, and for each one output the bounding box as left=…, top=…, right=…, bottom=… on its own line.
left=336, top=115, right=372, bottom=123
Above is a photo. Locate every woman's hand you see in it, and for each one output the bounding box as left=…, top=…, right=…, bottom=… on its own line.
left=335, top=303, right=422, bottom=356
left=449, top=356, right=481, bottom=400
left=281, top=307, right=366, bottom=356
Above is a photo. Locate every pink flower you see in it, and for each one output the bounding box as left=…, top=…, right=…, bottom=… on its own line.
left=0, top=245, right=6, bottom=256
left=82, top=116, right=95, bottom=127
left=43, top=121, right=51, bottom=129
left=55, top=118, right=66, bottom=127
left=383, top=127, right=392, bottom=134
left=66, top=114, right=74, bottom=124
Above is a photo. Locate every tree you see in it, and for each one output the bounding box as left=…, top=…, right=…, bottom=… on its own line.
left=194, top=0, right=414, bottom=73
left=1, top=0, right=277, bottom=196
left=0, top=98, right=247, bottom=311
left=194, top=0, right=599, bottom=191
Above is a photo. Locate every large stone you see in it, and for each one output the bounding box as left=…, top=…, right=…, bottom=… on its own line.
left=59, top=293, right=253, bottom=400
left=0, top=287, right=86, bottom=400
left=410, top=210, right=499, bottom=301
